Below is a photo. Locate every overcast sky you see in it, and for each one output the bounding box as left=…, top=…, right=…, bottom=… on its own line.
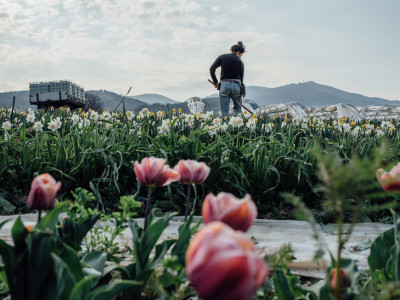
left=1, top=0, right=399, bottom=101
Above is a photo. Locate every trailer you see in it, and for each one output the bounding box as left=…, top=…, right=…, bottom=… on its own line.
left=29, top=80, right=85, bottom=109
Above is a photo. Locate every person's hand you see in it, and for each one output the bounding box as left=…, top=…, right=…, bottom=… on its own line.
left=208, top=79, right=218, bottom=89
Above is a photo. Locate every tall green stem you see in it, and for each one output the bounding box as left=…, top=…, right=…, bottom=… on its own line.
left=144, top=187, right=153, bottom=230
left=184, top=184, right=192, bottom=221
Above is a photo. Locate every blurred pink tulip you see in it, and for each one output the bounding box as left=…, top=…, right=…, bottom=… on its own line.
left=173, top=159, right=210, bottom=184
left=377, top=163, right=400, bottom=192
left=202, top=192, right=257, bottom=232
left=27, top=173, right=62, bottom=210
left=330, top=268, right=348, bottom=291
left=134, top=157, right=180, bottom=187
left=186, top=222, right=269, bottom=300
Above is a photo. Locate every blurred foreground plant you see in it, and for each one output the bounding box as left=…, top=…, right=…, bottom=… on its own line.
left=278, top=142, right=394, bottom=300
left=0, top=202, right=140, bottom=300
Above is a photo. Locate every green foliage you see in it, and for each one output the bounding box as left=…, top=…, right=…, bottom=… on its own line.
left=119, top=209, right=177, bottom=299
left=2, top=108, right=400, bottom=217
left=154, top=214, right=202, bottom=299
left=85, top=194, right=142, bottom=262
left=0, top=195, right=15, bottom=214
left=0, top=202, right=140, bottom=300
left=366, top=210, right=400, bottom=298
left=58, top=188, right=101, bottom=251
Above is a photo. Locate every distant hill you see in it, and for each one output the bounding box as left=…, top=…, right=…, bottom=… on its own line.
left=86, top=90, right=146, bottom=111
left=129, top=94, right=178, bottom=104
left=1, top=82, right=399, bottom=112
left=0, top=91, right=32, bottom=110
left=244, top=81, right=400, bottom=107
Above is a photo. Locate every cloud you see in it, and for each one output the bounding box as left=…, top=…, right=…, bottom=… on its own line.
left=0, top=0, right=399, bottom=101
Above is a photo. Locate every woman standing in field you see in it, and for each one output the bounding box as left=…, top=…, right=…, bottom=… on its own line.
left=209, top=41, right=246, bottom=118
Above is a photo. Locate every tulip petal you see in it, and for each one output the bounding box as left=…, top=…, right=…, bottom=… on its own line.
left=174, top=159, right=210, bottom=184
left=186, top=222, right=269, bottom=300
left=134, top=157, right=180, bottom=187
left=26, top=173, right=61, bottom=210
left=202, top=193, right=257, bottom=232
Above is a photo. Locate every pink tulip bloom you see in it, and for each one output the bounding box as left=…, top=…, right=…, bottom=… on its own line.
left=186, top=222, right=269, bottom=300
left=377, top=163, right=400, bottom=192
left=134, top=157, right=180, bottom=187
left=27, top=173, right=62, bottom=210
left=173, top=159, right=210, bottom=184
left=202, top=192, right=257, bottom=232
left=330, top=268, right=348, bottom=291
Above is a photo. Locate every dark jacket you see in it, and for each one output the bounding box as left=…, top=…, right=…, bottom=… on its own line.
left=210, top=53, right=244, bottom=84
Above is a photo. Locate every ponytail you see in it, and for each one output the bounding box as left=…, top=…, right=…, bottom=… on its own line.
left=230, top=41, right=245, bottom=53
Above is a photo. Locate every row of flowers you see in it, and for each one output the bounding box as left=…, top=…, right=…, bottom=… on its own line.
left=1, top=107, right=399, bottom=140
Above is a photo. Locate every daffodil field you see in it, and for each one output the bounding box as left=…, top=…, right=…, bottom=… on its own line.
left=1, top=106, right=399, bottom=218
left=2, top=106, right=400, bottom=299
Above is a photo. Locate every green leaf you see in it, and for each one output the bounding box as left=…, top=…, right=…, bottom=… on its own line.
left=57, top=243, right=84, bottom=282
left=0, top=196, right=15, bottom=214
left=60, top=214, right=100, bottom=251
left=0, top=240, right=16, bottom=298
left=368, top=227, right=396, bottom=277
left=86, top=280, right=143, bottom=300
left=26, top=230, right=57, bottom=300
left=149, top=239, right=176, bottom=270
left=81, top=252, right=106, bottom=273
left=68, top=275, right=99, bottom=300
left=0, top=218, right=10, bottom=230
left=129, top=210, right=175, bottom=271
left=11, top=216, right=28, bottom=254
left=171, top=213, right=200, bottom=266
left=273, top=269, right=294, bottom=300
left=52, top=252, right=78, bottom=300
left=36, top=201, right=69, bottom=231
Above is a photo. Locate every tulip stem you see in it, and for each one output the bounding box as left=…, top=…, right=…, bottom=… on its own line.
left=37, top=210, right=42, bottom=223
left=144, top=187, right=153, bottom=230
left=184, top=184, right=192, bottom=221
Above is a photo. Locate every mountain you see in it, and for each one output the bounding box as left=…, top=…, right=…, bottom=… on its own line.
left=86, top=90, right=147, bottom=111
left=1, top=82, right=399, bottom=111
left=244, top=81, right=400, bottom=107
left=129, top=93, right=178, bottom=104
left=0, top=91, right=32, bottom=110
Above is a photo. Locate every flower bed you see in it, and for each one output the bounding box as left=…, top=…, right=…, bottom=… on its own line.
left=1, top=107, right=399, bottom=219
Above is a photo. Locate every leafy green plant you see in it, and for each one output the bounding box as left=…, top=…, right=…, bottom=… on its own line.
left=86, top=195, right=142, bottom=262
left=154, top=214, right=202, bottom=298
left=0, top=202, right=140, bottom=300
left=118, top=209, right=178, bottom=299
left=58, top=188, right=101, bottom=251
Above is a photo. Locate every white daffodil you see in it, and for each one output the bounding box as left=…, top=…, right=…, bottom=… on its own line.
left=90, top=111, right=99, bottom=121
left=71, top=113, right=80, bottom=126
left=158, top=123, right=170, bottom=134
left=229, top=116, right=244, bottom=128
left=342, top=123, right=351, bottom=133
left=126, top=111, right=135, bottom=121
left=376, top=129, right=385, bottom=137
left=26, top=114, right=35, bottom=122
left=2, top=121, right=11, bottom=130
left=33, top=121, right=43, bottom=132
left=47, top=120, right=58, bottom=132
